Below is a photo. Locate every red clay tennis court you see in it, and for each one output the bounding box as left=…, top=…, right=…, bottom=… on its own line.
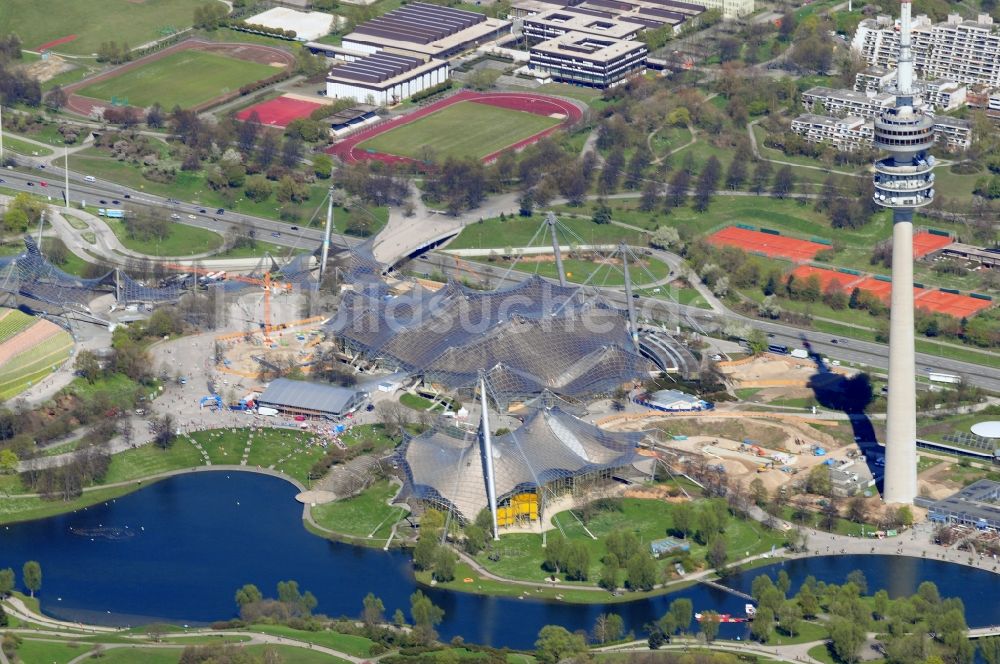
left=708, top=227, right=828, bottom=261
left=915, top=290, right=993, bottom=317
left=851, top=277, right=895, bottom=303
left=236, top=95, right=325, bottom=128
left=912, top=231, right=953, bottom=258
left=789, top=265, right=861, bottom=292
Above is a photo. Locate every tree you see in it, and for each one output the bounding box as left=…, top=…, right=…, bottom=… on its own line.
left=599, top=557, right=619, bottom=591
left=751, top=160, right=772, bottom=195
left=275, top=175, right=308, bottom=203
left=281, top=135, right=303, bottom=169
left=432, top=546, right=456, bottom=582
left=535, top=625, right=588, bottom=664
left=771, top=165, right=795, bottom=199
left=777, top=570, right=791, bottom=595
left=465, top=68, right=502, bottom=91
left=410, top=591, right=444, bottom=644
left=778, top=600, right=802, bottom=637
left=234, top=583, right=262, bottom=609
left=563, top=541, right=590, bottom=581
left=0, top=449, right=19, bottom=474
left=750, top=606, right=774, bottom=642
left=980, top=636, right=1000, bottom=664
left=649, top=226, right=680, bottom=250
left=0, top=568, right=14, bottom=597
left=312, top=153, right=333, bottom=179
left=543, top=533, right=566, bottom=575
left=593, top=613, right=624, bottom=644
left=362, top=592, right=385, bottom=627
left=797, top=584, right=820, bottom=619
left=699, top=611, right=721, bottom=643
left=807, top=464, right=831, bottom=496
left=45, top=84, right=67, bottom=110
left=707, top=535, right=728, bottom=570
left=895, top=505, right=914, bottom=527
left=749, top=477, right=768, bottom=506
left=667, top=598, right=693, bottom=635
left=413, top=535, right=438, bottom=571
left=672, top=502, right=695, bottom=538
left=725, top=158, right=747, bottom=190
left=846, top=569, right=868, bottom=595
left=829, top=616, right=866, bottom=664
left=238, top=111, right=262, bottom=152
left=626, top=551, right=657, bottom=591
left=256, top=132, right=279, bottom=169
left=244, top=175, right=272, bottom=203
left=693, top=155, right=721, bottom=212
left=639, top=179, right=661, bottom=212
left=22, top=561, right=41, bottom=598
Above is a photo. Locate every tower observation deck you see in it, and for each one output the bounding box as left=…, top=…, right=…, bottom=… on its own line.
left=875, top=0, right=930, bottom=504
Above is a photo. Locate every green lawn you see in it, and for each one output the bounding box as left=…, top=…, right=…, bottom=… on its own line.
left=310, top=480, right=405, bottom=539
left=400, top=392, right=440, bottom=411
left=247, top=625, right=376, bottom=658
left=0, top=483, right=143, bottom=525
left=101, top=216, right=223, bottom=256
left=77, top=50, right=279, bottom=109
left=449, top=214, right=646, bottom=250
left=41, top=238, right=95, bottom=276
left=192, top=429, right=250, bottom=466
left=1, top=134, right=53, bottom=157
left=0, top=0, right=226, bottom=55
left=359, top=101, right=562, bottom=161
left=767, top=619, right=829, bottom=645
left=14, top=639, right=92, bottom=663
left=101, top=440, right=205, bottom=485
left=89, top=647, right=182, bottom=663
left=475, top=498, right=785, bottom=585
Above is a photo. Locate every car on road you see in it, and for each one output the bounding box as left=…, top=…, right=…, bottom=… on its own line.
left=271, top=232, right=281, bottom=237
left=199, top=208, right=206, bottom=214
left=99, top=199, right=107, bottom=204
left=0, top=179, right=5, bottom=183
left=39, top=181, right=47, bottom=187
left=112, top=199, right=120, bottom=204
left=123, top=194, right=131, bottom=199
left=170, top=214, right=180, bottom=220
left=84, top=175, right=96, bottom=182
left=187, top=214, right=196, bottom=219
left=37, top=164, right=45, bottom=169
left=26, top=182, right=34, bottom=186
left=216, top=208, right=225, bottom=214
left=831, top=339, right=838, bottom=344
left=290, top=226, right=298, bottom=231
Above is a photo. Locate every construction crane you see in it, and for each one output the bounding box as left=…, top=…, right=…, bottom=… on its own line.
left=163, top=263, right=290, bottom=338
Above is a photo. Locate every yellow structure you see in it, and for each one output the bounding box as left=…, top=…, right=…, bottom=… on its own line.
left=496, top=493, right=538, bottom=527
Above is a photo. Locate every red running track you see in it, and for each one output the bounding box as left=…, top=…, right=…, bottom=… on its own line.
left=327, top=90, right=583, bottom=166
left=38, top=34, right=78, bottom=52
left=236, top=96, right=325, bottom=128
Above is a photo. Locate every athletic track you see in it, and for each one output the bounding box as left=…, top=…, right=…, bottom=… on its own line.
left=327, top=90, right=584, bottom=166
left=63, top=39, right=295, bottom=118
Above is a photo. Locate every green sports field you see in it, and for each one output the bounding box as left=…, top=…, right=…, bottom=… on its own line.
left=358, top=101, right=562, bottom=161
left=76, top=50, right=279, bottom=109
left=0, top=0, right=226, bottom=55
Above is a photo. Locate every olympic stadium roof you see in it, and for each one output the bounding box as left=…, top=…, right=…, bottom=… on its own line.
left=327, top=273, right=653, bottom=401
left=397, top=406, right=652, bottom=522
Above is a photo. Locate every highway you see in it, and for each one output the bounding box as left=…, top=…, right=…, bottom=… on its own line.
left=4, top=161, right=999, bottom=392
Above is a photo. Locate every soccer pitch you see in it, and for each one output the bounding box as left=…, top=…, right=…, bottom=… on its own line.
left=77, top=50, right=279, bottom=109
left=0, top=0, right=224, bottom=55
left=358, top=101, right=562, bottom=161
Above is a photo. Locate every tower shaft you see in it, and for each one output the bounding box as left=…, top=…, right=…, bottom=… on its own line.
left=872, top=0, right=934, bottom=504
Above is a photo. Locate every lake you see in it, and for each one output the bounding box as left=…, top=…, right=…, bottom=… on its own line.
left=2, top=471, right=999, bottom=649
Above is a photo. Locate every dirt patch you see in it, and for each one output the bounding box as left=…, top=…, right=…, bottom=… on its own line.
left=19, top=54, right=76, bottom=83
left=622, top=485, right=690, bottom=501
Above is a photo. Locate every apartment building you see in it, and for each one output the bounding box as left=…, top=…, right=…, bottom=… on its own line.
left=853, top=13, right=1000, bottom=88
left=923, top=79, right=967, bottom=111
left=854, top=66, right=896, bottom=94
left=790, top=114, right=873, bottom=151
left=802, top=86, right=895, bottom=119
left=790, top=113, right=971, bottom=151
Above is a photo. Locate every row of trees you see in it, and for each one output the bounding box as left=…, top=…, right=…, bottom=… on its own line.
left=0, top=561, right=41, bottom=598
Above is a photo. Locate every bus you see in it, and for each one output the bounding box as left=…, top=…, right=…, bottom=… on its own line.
left=768, top=343, right=789, bottom=355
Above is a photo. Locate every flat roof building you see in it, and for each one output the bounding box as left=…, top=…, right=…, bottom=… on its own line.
left=802, top=86, right=895, bottom=120
left=341, top=2, right=510, bottom=59
left=326, top=52, right=449, bottom=105
left=790, top=112, right=970, bottom=152
left=257, top=378, right=367, bottom=418
left=529, top=31, right=647, bottom=87
left=642, top=388, right=710, bottom=411
left=929, top=480, right=1000, bottom=531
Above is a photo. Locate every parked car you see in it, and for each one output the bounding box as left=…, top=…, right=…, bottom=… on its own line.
left=216, top=208, right=225, bottom=214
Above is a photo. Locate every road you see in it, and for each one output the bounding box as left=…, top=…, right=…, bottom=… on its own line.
left=6, top=158, right=999, bottom=391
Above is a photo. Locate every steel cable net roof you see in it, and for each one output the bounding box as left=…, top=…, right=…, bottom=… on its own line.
left=397, top=406, right=650, bottom=522
left=328, top=274, right=652, bottom=400
left=281, top=253, right=318, bottom=286
left=5, top=238, right=114, bottom=306
left=118, top=272, right=190, bottom=303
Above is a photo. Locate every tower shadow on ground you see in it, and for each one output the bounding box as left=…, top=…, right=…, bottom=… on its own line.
left=800, top=338, right=883, bottom=493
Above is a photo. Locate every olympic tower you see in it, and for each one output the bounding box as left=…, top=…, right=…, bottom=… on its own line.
left=872, top=0, right=935, bottom=504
